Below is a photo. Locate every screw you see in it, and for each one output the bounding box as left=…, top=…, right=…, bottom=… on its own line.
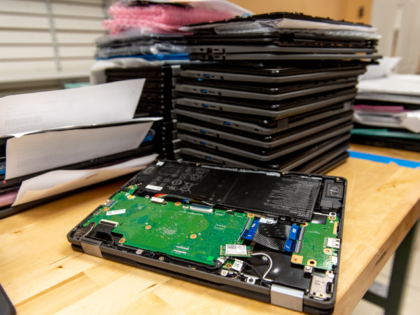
left=159, top=256, right=165, bottom=261
left=262, top=256, right=268, bottom=262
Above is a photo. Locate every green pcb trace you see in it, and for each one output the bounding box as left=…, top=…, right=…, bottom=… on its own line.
left=83, top=186, right=251, bottom=265
left=291, top=215, right=340, bottom=271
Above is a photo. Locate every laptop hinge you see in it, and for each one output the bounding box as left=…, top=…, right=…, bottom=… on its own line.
left=80, top=237, right=103, bottom=258
left=270, top=284, right=304, bottom=312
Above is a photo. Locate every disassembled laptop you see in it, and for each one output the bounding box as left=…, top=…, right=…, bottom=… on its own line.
left=68, top=161, right=345, bottom=314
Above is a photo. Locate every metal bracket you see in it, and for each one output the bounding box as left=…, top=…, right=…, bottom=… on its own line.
left=243, top=274, right=260, bottom=285
left=271, top=284, right=304, bottom=312
left=80, top=237, right=103, bottom=258
left=310, top=270, right=335, bottom=300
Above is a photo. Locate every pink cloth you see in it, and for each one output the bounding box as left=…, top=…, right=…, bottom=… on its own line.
left=103, top=4, right=233, bottom=34
left=353, top=105, right=407, bottom=113
left=0, top=189, right=18, bottom=208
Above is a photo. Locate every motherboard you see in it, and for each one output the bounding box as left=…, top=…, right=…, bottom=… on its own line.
left=83, top=185, right=252, bottom=265
left=70, top=161, right=345, bottom=309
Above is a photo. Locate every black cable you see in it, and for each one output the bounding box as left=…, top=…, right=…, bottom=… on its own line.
left=162, top=253, right=221, bottom=270
left=242, top=261, right=270, bottom=287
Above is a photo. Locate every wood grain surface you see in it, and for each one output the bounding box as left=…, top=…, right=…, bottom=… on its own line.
left=1, top=151, right=420, bottom=315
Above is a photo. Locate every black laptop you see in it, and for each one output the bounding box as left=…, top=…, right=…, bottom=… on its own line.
left=68, top=160, right=347, bottom=314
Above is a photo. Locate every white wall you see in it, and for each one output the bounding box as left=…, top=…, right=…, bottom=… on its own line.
left=370, top=0, right=420, bottom=73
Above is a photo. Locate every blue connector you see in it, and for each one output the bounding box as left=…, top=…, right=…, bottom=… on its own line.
left=244, top=219, right=260, bottom=240
left=284, top=239, right=297, bottom=252
left=289, top=224, right=302, bottom=241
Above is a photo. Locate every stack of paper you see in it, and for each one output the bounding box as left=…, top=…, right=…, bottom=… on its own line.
left=0, top=79, right=161, bottom=218
left=353, top=73, right=420, bottom=151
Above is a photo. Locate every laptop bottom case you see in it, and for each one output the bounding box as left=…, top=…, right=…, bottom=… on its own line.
left=178, top=123, right=352, bottom=162
left=67, top=160, right=347, bottom=314
left=180, top=136, right=349, bottom=170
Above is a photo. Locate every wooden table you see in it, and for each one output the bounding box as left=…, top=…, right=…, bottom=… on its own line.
left=2, top=145, right=420, bottom=315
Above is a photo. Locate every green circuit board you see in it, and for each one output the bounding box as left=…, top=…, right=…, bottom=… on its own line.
left=291, top=216, right=340, bottom=271
left=83, top=185, right=251, bottom=266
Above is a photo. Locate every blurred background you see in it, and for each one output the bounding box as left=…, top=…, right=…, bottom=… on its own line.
left=0, top=0, right=419, bottom=82
left=1, top=2, right=419, bottom=314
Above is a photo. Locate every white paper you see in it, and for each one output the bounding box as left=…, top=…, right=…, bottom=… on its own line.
left=402, top=115, right=420, bottom=133
left=359, top=57, right=401, bottom=81
left=0, top=79, right=145, bottom=136
left=181, top=17, right=375, bottom=33
left=149, top=0, right=252, bottom=15
left=6, top=122, right=153, bottom=180
left=356, top=92, right=420, bottom=105
left=358, top=74, right=420, bottom=96
left=12, top=154, right=158, bottom=206
left=274, top=18, right=375, bottom=33
left=353, top=110, right=420, bottom=133
left=1, top=117, right=162, bottom=139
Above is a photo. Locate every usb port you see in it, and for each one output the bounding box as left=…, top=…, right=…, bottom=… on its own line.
left=204, top=74, right=210, bottom=78
left=198, top=78, right=203, bottom=81
left=202, top=104, right=209, bottom=107
left=200, top=129, right=206, bottom=133
left=224, top=122, right=231, bottom=126
left=201, top=89, right=207, bottom=93
left=205, top=156, right=212, bottom=159
left=200, top=141, right=206, bottom=145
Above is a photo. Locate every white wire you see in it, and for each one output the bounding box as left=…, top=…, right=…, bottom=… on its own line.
left=251, top=253, right=273, bottom=279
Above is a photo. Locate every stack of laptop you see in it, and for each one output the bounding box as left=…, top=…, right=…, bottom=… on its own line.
left=95, top=33, right=187, bottom=61
left=174, top=12, right=381, bottom=172
left=352, top=74, right=420, bottom=151
left=105, top=65, right=181, bottom=159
